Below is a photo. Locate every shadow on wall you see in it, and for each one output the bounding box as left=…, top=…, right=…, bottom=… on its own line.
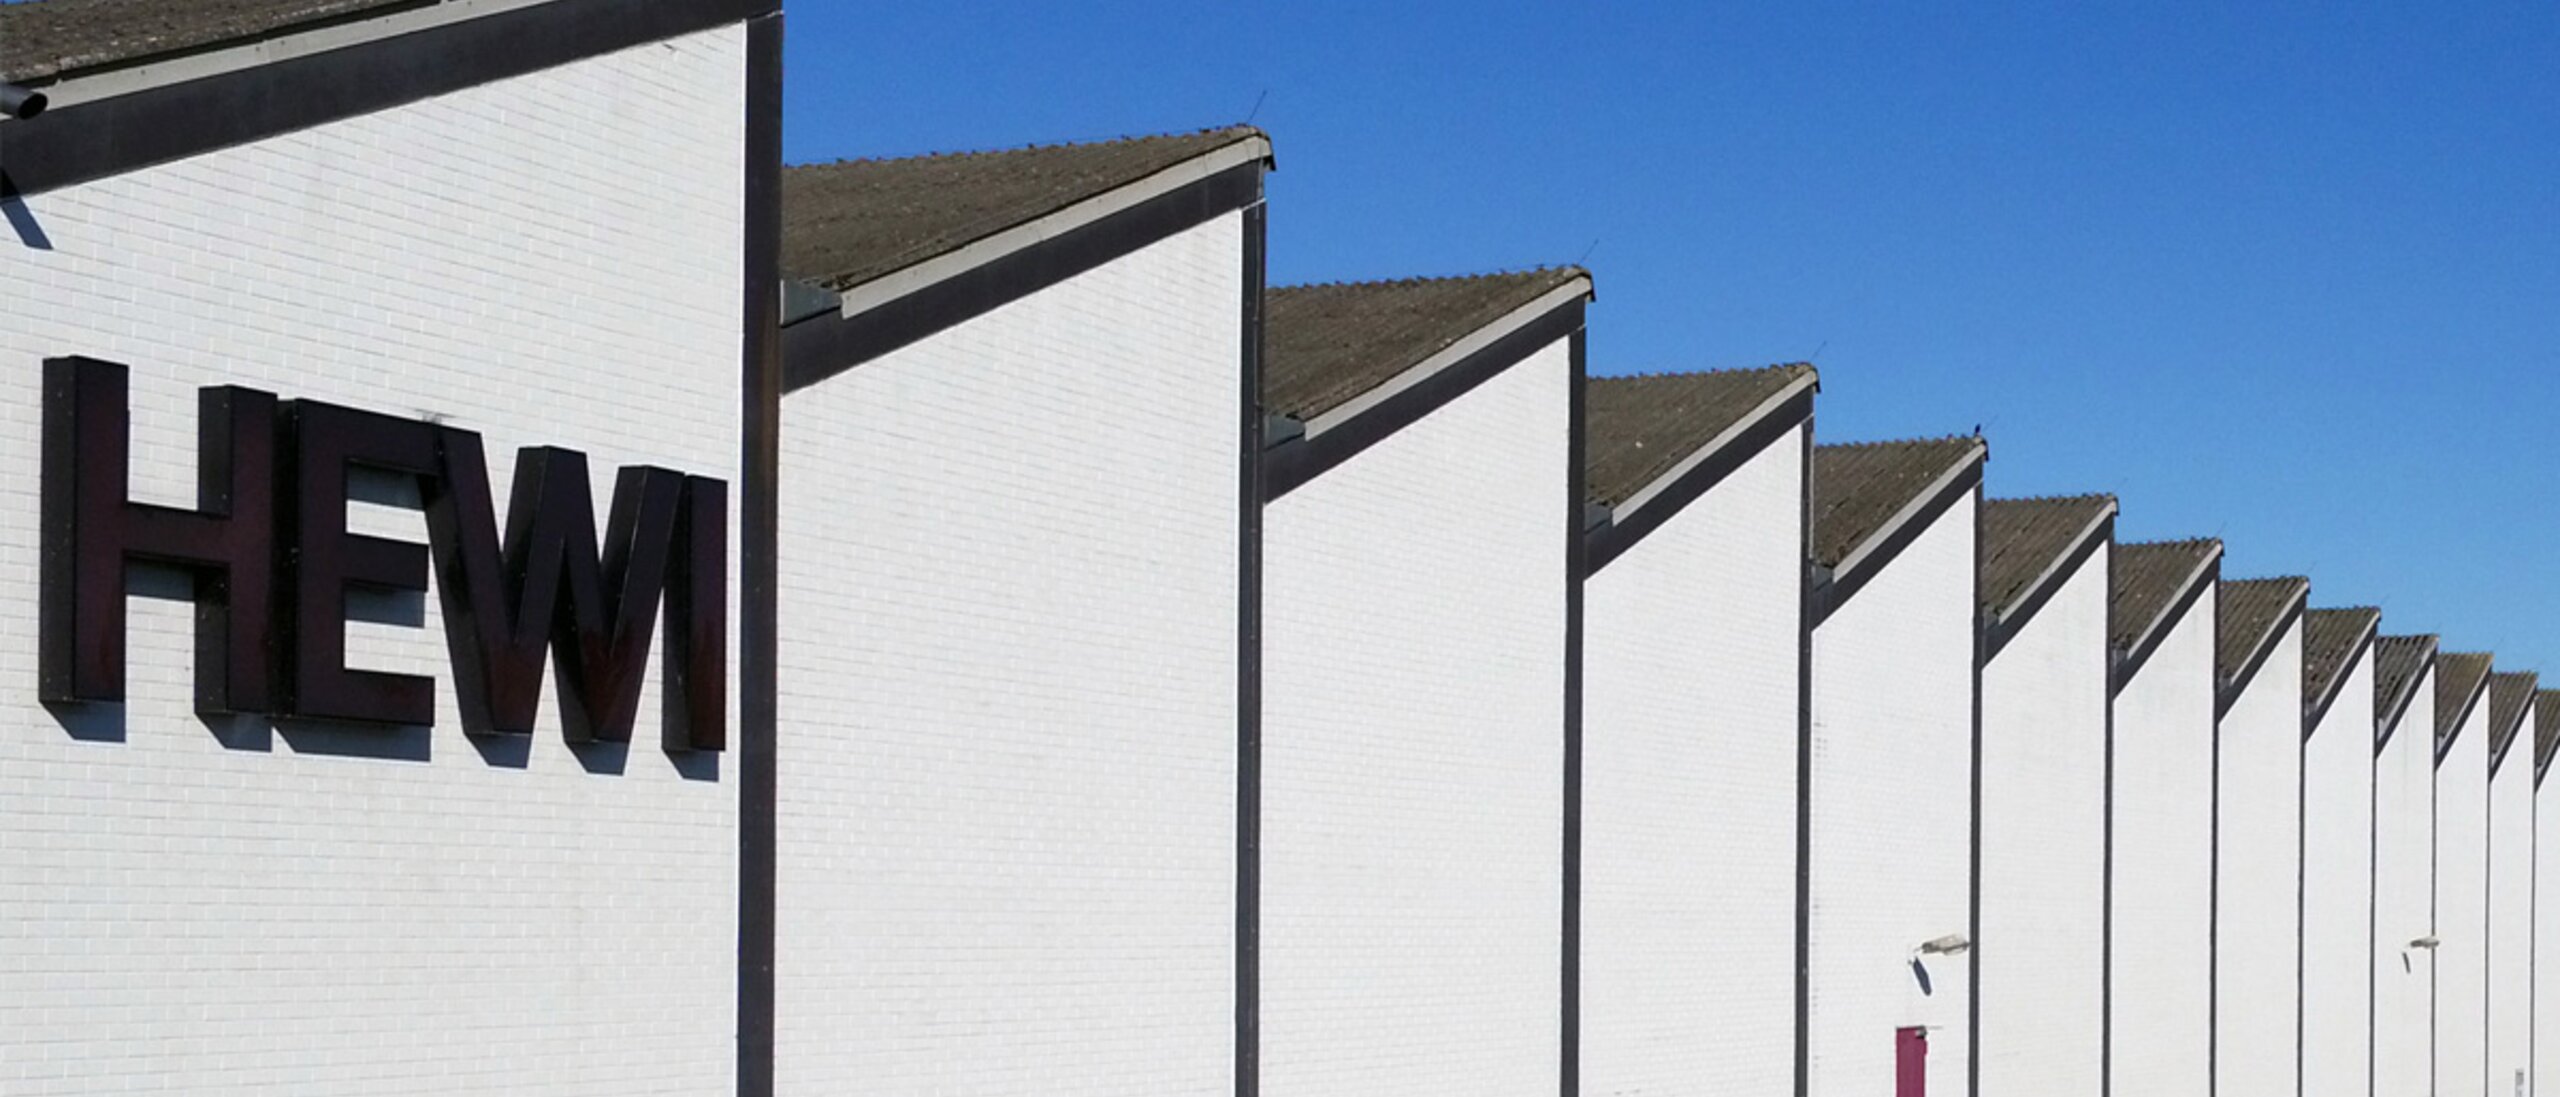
left=3, top=180, right=51, bottom=249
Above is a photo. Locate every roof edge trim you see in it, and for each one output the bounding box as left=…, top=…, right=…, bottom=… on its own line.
left=1585, top=382, right=1812, bottom=576
left=2302, top=617, right=2378, bottom=740
left=1828, top=442, right=1986, bottom=586
left=1300, top=275, right=1594, bottom=439
left=1610, top=370, right=1817, bottom=520
left=834, top=134, right=1273, bottom=319
left=2375, top=639, right=2439, bottom=752
left=2488, top=686, right=2535, bottom=776
left=1983, top=508, right=2113, bottom=663
left=1813, top=451, right=1984, bottom=626
left=2438, top=672, right=2492, bottom=766
left=19, top=0, right=548, bottom=104
left=2215, top=586, right=2307, bottom=719
left=2110, top=545, right=2222, bottom=697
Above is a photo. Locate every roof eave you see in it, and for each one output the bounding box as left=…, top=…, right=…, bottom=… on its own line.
left=2374, top=638, right=2440, bottom=751
left=2302, top=613, right=2380, bottom=739
left=1982, top=503, right=2115, bottom=663
left=2109, top=542, right=2223, bottom=695
left=2215, top=581, right=2308, bottom=719
left=826, top=132, right=1272, bottom=320
left=1294, top=273, right=1593, bottom=439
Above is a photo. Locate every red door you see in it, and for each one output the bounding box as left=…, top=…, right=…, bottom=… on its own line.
left=1895, top=1027, right=1927, bottom=1097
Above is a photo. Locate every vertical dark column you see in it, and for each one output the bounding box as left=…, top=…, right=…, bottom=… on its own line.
left=2101, top=533, right=2119, bottom=1097
left=1966, top=484, right=1985, bottom=1097
left=1560, top=324, right=1587, bottom=1097
left=2209, top=580, right=2225, bottom=1097
left=736, top=10, right=784, bottom=1097
left=1236, top=192, right=1266, bottom=1097
left=1793, top=419, right=1816, bottom=1097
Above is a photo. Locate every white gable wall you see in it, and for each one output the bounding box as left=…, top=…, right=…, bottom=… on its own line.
left=1807, top=489, right=1977, bottom=1095
left=1582, top=425, right=1804, bottom=1095
left=774, top=212, right=1244, bottom=1094
left=2488, top=701, right=2535, bottom=1095
left=2301, top=648, right=2376, bottom=1097
left=2537, top=759, right=2560, bottom=1095
left=1260, top=339, right=1570, bottom=1097
left=2106, top=592, right=2217, bottom=1097
left=2212, top=616, right=2304, bottom=1097
left=0, top=27, right=750, bottom=1096
left=2375, top=670, right=2439, bottom=1097
left=1975, top=543, right=2109, bottom=1096
left=2440, top=696, right=2493, bottom=1097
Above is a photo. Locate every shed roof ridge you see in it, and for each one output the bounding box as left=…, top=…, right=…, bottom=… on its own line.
left=1590, top=361, right=1814, bottom=384
left=1271, top=265, right=1591, bottom=293
left=785, top=124, right=1264, bottom=171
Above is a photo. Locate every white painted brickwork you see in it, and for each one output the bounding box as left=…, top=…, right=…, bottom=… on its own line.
left=0, top=28, right=748, bottom=1097
left=1975, top=543, right=2108, bottom=1097
left=773, top=213, right=1243, bottom=1095
left=2374, top=671, right=2437, bottom=1097
left=2106, top=592, right=2216, bottom=1097
left=1806, top=492, right=1976, bottom=1097
left=2488, top=701, right=2533, bottom=1097
left=2301, top=650, right=2374, bottom=1097
left=2212, top=618, right=2303, bottom=1097
left=2440, top=699, right=2491, bottom=1097
left=2538, top=762, right=2560, bottom=1096
left=1581, top=426, right=1803, bottom=1097
left=1260, top=342, right=1569, bottom=1097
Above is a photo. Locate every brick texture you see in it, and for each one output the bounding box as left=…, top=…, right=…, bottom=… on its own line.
left=1259, top=341, right=1570, bottom=1097
left=2302, top=649, right=2375, bottom=1097
left=2438, top=700, right=2491, bottom=1097
left=772, top=213, right=1244, bottom=1095
left=2374, top=671, right=2437, bottom=1097
left=1581, top=426, right=1803, bottom=1096
left=0, top=26, right=748, bottom=1097
left=2487, top=699, right=2534, bottom=1094
left=2212, top=618, right=2303, bottom=1097
left=2106, top=588, right=2216, bottom=1097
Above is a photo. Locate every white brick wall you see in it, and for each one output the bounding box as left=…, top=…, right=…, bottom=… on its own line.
left=2107, top=589, right=2216, bottom=1097
left=773, top=213, right=1244, bottom=1095
left=0, top=27, right=749, bottom=1097
left=1260, top=341, right=1569, bottom=1097
left=2375, top=670, right=2437, bottom=1097
left=2488, top=701, right=2534, bottom=1096
left=2212, top=616, right=2303, bottom=1097
left=1806, top=490, right=1976, bottom=1096
left=1581, top=426, right=1803, bottom=1096
left=2302, top=649, right=2375, bottom=1097
left=1976, top=543, right=2108, bottom=1097
left=2537, top=758, right=2560, bottom=1096
left=2441, top=698, right=2492, bottom=1097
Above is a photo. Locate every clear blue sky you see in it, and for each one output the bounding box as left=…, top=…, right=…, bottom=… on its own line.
left=783, top=1, right=2560, bottom=678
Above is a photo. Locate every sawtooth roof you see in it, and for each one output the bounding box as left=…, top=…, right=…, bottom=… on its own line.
left=1809, top=437, right=1983, bottom=569
left=2488, top=671, right=2538, bottom=766
left=2437, top=651, right=2495, bottom=746
left=0, top=0, right=413, bottom=84
left=1584, top=364, right=1812, bottom=508
left=780, top=126, right=1265, bottom=294
left=2375, top=635, right=2439, bottom=734
left=2110, top=539, right=2220, bottom=652
left=1979, top=494, right=2113, bottom=617
left=2216, top=577, right=2307, bottom=686
left=1264, top=268, right=1588, bottom=421
left=2302, top=607, right=2380, bottom=709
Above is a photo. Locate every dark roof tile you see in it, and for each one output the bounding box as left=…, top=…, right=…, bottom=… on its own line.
left=2488, top=671, right=2537, bottom=765
left=2301, top=607, right=2380, bottom=709
left=2375, top=635, right=2439, bottom=737
left=1, top=0, right=410, bottom=84
left=2216, top=577, right=2307, bottom=686
left=2436, top=651, right=2494, bottom=745
left=1980, top=495, right=2114, bottom=616
left=1809, top=438, right=1983, bottom=569
left=1264, top=268, right=1588, bottom=421
left=2536, top=689, right=2560, bottom=777
left=780, top=126, right=1265, bottom=294
left=2110, top=539, right=2220, bottom=652
left=1584, top=364, right=1812, bottom=508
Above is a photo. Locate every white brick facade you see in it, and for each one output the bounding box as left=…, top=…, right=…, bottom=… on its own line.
left=2107, top=590, right=2217, bottom=1097
left=2375, top=670, right=2438, bottom=1097
left=1260, top=341, right=1570, bottom=1097
left=1975, top=543, right=2108, bottom=1097
left=0, top=27, right=750, bottom=1097
left=2488, top=701, right=2534, bottom=1097
left=2301, top=648, right=2375, bottom=1097
left=1807, top=490, right=1976, bottom=1096
left=773, top=213, right=1245, bottom=1095
left=1581, top=425, right=1803, bottom=1096
left=2537, top=757, right=2560, bottom=1096
left=2212, top=616, right=2302, bottom=1097
left=2441, top=698, right=2492, bottom=1097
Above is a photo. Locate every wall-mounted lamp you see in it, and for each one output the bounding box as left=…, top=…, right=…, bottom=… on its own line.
left=1916, top=933, right=1972, bottom=957
left=2408, top=936, right=2441, bottom=951
left=1, top=84, right=47, bottom=120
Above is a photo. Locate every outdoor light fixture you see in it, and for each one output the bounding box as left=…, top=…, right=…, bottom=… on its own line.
left=1915, top=933, right=1971, bottom=957
left=2408, top=935, right=2441, bottom=950
left=1, top=84, right=46, bottom=120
